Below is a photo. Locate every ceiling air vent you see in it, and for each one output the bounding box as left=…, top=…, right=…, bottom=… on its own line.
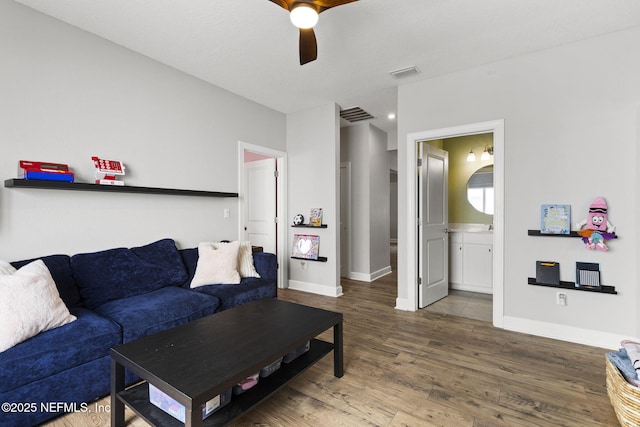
left=340, top=106, right=374, bottom=123
left=389, top=65, right=420, bottom=79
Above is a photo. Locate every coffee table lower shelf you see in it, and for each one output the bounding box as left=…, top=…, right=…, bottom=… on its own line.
left=117, top=339, right=333, bottom=427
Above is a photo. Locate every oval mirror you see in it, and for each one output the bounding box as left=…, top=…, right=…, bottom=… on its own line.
left=466, top=165, right=494, bottom=215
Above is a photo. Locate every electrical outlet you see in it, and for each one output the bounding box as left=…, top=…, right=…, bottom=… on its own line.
left=301, top=261, right=307, bottom=270
left=556, top=292, right=567, bottom=306
left=223, top=208, right=230, bottom=218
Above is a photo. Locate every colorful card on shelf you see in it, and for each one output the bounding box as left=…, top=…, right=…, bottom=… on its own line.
left=540, top=204, right=571, bottom=234
left=309, top=208, right=323, bottom=227
left=291, top=234, right=320, bottom=260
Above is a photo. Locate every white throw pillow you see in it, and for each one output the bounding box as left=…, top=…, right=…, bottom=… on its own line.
left=211, top=241, right=260, bottom=279
left=0, top=260, right=76, bottom=353
left=190, top=241, right=241, bottom=288
left=0, top=260, right=17, bottom=275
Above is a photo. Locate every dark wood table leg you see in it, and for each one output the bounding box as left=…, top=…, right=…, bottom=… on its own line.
left=110, top=358, right=125, bottom=427
left=333, top=321, right=344, bottom=378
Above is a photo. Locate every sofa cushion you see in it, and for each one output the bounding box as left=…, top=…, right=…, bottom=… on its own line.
left=179, top=248, right=199, bottom=287
left=94, top=287, right=219, bottom=343
left=193, top=277, right=277, bottom=312
left=252, top=252, right=278, bottom=282
left=0, top=260, right=77, bottom=353
left=11, top=254, right=82, bottom=308
left=190, top=241, right=241, bottom=287
left=200, top=241, right=260, bottom=278
left=180, top=249, right=277, bottom=287
left=0, top=355, right=112, bottom=427
left=71, top=238, right=188, bottom=310
left=0, top=307, right=120, bottom=393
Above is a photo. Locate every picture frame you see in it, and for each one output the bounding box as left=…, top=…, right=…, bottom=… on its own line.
left=540, top=204, right=571, bottom=234
left=291, top=234, right=320, bottom=260
left=309, top=208, right=323, bottom=227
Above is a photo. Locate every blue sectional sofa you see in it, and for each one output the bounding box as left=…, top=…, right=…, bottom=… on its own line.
left=0, top=238, right=277, bottom=427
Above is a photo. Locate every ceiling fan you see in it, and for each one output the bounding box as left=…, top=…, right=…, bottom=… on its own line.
left=268, top=0, right=358, bottom=65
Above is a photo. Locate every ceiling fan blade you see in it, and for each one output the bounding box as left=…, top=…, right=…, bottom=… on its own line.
left=267, top=0, right=291, bottom=11
left=316, top=0, right=358, bottom=12
left=299, top=28, right=318, bottom=65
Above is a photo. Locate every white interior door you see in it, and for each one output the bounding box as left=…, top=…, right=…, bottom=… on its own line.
left=418, top=144, right=449, bottom=308
left=244, top=158, right=277, bottom=253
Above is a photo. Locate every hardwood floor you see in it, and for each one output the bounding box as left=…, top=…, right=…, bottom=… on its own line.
left=44, top=268, right=618, bottom=427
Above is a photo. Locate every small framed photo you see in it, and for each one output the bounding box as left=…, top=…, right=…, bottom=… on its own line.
left=541, top=204, right=571, bottom=234
left=309, top=208, right=323, bottom=227
left=291, top=234, right=320, bottom=260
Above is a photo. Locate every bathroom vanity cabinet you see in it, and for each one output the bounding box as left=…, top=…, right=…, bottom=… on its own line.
left=449, top=232, right=493, bottom=294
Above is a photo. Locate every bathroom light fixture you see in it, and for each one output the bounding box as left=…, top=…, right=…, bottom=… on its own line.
left=467, top=150, right=476, bottom=162
left=290, top=4, right=319, bottom=28
left=467, top=145, right=493, bottom=162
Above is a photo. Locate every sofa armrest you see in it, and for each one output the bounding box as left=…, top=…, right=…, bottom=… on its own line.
left=252, top=252, right=277, bottom=282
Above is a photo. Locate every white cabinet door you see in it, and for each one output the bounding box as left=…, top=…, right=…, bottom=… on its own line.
left=462, top=243, right=493, bottom=289
left=449, top=243, right=464, bottom=284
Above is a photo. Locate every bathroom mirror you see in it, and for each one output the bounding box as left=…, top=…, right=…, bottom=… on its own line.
left=466, top=165, right=494, bottom=215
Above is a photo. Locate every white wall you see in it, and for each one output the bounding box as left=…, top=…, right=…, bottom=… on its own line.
left=287, top=103, right=341, bottom=297
left=341, top=123, right=391, bottom=281
left=368, top=125, right=391, bottom=276
left=398, top=26, right=640, bottom=347
left=0, top=1, right=286, bottom=260
left=341, top=125, right=370, bottom=276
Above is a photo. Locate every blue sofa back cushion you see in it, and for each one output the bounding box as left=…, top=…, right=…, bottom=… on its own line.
left=71, top=238, right=188, bottom=310
left=10, top=254, right=82, bottom=309
left=179, top=247, right=199, bottom=287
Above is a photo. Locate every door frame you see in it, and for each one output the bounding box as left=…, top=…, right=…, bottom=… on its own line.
left=238, top=141, right=288, bottom=289
left=404, top=119, right=504, bottom=327
left=340, top=162, right=352, bottom=278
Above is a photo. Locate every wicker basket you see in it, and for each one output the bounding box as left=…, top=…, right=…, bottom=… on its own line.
left=606, top=357, right=640, bottom=426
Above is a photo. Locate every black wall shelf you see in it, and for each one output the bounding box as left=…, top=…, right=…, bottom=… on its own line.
left=291, top=224, right=328, bottom=229
left=527, top=229, right=617, bottom=239
left=4, top=179, right=238, bottom=198
left=291, top=256, right=327, bottom=262
left=527, top=277, right=617, bottom=294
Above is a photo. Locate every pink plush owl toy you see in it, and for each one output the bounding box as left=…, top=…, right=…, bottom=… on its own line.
left=575, top=197, right=615, bottom=251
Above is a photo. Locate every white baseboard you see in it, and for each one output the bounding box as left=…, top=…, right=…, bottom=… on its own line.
left=450, top=283, right=493, bottom=294
left=288, top=280, right=343, bottom=297
left=348, top=266, right=392, bottom=283
left=395, top=297, right=415, bottom=311
left=502, top=316, right=631, bottom=350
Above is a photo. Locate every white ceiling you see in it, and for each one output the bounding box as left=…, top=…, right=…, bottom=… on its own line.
left=13, top=0, right=640, bottom=137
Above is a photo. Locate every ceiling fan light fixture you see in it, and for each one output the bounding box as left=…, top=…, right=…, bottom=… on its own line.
left=290, top=4, right=319, bottom=29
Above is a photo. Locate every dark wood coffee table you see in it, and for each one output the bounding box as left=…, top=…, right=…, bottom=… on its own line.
left=110, top=298, right=343, bottom=427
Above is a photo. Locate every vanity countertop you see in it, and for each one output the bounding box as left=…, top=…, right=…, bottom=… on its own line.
left=449, top=223, right=493, bottom=233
